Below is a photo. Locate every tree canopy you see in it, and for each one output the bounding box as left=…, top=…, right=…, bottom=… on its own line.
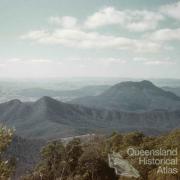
left=0, top=125, right=15, bottom=179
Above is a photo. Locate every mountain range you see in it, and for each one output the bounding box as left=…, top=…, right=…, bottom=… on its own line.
left=0, top=98, right=180, bottom=140
left=1, top=80, right=180, bottom=179
left=0, top=80, right=180, bottom=140
left=162, top=86, right=180, bottom=97
left=18, top=85, right=110, bottom=101
left=70, top=80, right=180, bottom=111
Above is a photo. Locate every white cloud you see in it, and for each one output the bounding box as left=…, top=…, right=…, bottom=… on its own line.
left=133, top=57, right=148, bottom=62
left=145, top=60, right=175, bottom=65
left=85, top=57, right=127, bottom=65
left=0, top=63, right=5, bottom=68
left=160, top=1, right=180, bottom=20
left=49, top=16, right=77, bottom=28
left=21, top=6, right=177, bottom=53
left=85, top=7, right=164, bottom=32
left=103, top=57, right=127, bottom=64
left=21, top=30, right=49, bottom=40
left=1, top=56, right=176, bottom=78
left=125, top=10, right=164, bottom=32
left=5, top=58, right=53, bottom=64
left=7, top=58, right=22, bottom=62
left=5, top=57, right=126, bottom=66
left=149, top=28, right=180, bottom=41
left=21, top=28, right=162, bottom=53
left=85, top=7, right=125, bottom=28
left=29, top=59, right=52, bottom=63
left=133, top=57, right=175, bottom=65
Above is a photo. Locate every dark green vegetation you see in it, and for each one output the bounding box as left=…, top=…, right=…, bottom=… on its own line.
left=20, top=129, right=180, bottom=180
left=22, top=138, right=117, bottom=180
left=5, top=136, right=46, bottom=179
left=107, top=130, right=180, bottom=180
left=0, top=126, right=15, bottom=179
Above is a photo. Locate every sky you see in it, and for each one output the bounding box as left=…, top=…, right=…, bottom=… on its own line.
left=0, top=0, right=180, bottom=79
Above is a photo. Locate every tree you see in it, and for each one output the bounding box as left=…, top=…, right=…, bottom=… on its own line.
left=23, top=139, right=83, bottom=180
left=123, top=132, right=144, bottom=146
left=78, top=148, right=117, bottom=180
left=38, top=140, right=65, bottom=180
left=0, top=125, right=14, bottom=179
left=65, top=138, right=83, bottom=172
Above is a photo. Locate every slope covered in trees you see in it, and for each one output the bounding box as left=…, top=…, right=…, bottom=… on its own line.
left=21, top=129, right=180, bottom=180
left=0, top=125, right=15, bottom=179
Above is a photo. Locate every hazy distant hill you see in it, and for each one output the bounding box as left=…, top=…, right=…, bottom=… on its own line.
left=70, top=80, right=180, bottom=111
left=162, top=86, right=180, bottom=97
left=0, top=96, right=180, bottom=139
left=18, top=85, right=110, bottom=101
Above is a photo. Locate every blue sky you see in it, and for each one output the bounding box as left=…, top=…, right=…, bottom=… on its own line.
left=0, top=0, right=180, bottom=78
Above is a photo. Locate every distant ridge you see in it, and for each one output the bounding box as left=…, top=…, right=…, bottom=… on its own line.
left=162, top=86, right=180, bottom=97
left=70, top=80, right=180, bottom=111
left=0, top=95, right=180, bottom=139
left=18, top=85, right=110, bottom=101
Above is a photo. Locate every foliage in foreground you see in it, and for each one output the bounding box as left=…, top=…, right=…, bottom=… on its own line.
left=22, top=129, right=180, bottom=180
left=0, top=125, right=15, bottom=179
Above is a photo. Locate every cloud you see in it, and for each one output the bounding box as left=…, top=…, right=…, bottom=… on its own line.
left=144, top=60, right=175, bottom=65
left=6, top=58, right=53, bottom=64
left=85, top=7, right=164, bottom=32
left=125, top=10, right=164, bottom=32
left=133, top=57, right=148, bottom=62
left=0, top=63, right=5, bottom=68
left=48, top=16, right=77, bottom=28
left=21, top=30, right=49, bottom=40
left=160, top=1, right=180, bottom=20
left=7, top=58, right=22, bottom=62
left=84, top=7, right=125, bottom=28
left=148, top=28, right=180, bottom=41
left=133, top=57, right=175, bottom=65
left=21, top=28, right=162, bottom=53
left=1, top=56, right=176, bottom=79
left=22, top=6, right=179, bottom=53
left=29, top=59, right=52, bottom=63
left=102, top=57, right=127, bottom=64
left=83, top=57, right=127, bottom=66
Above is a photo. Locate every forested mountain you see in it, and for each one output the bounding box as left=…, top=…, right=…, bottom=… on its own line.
left=21, top=129, right=180, bottom=180
left=71, top=80, right=180, bottom=111
left=0, top=96, right=180, bottom=140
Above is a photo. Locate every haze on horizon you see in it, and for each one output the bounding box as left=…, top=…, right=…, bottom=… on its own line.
left=0, top=0, right=180, bottom=79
